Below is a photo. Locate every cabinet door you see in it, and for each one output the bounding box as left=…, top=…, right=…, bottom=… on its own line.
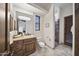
left=13, top=40, right=24, bottom=56
left=24, top=41, right=36, bottom=55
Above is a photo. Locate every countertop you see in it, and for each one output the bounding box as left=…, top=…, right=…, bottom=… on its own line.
left=13, top=35, right=36, bottom=41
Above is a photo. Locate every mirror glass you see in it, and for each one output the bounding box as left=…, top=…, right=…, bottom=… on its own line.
left=18, top=20, right=26, bottom=33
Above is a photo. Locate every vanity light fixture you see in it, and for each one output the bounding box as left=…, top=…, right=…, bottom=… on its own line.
left=18, top=16, right=31, bottom=21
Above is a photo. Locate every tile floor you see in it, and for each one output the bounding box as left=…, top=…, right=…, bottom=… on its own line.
left=30, top=44, right=72, bottom=56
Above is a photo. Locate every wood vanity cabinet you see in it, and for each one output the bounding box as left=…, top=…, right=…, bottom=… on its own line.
left=10, top=38, right=36, bottom=56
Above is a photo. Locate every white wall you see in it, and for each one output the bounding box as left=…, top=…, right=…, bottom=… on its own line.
left=59, top=4, right=73, bottom=43
left=44, top=4, right=55, bottom=48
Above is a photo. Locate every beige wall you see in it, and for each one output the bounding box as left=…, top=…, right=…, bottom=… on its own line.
left=44, top=4, right=55, bottom=48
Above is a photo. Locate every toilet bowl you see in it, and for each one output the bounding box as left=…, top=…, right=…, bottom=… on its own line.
left=38, top=41, right=45, bottom=47
left=37, top=37, right=45, bottom=47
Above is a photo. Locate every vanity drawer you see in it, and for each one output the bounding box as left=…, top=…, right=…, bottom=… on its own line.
left=14, top=40, right=23, bottom=44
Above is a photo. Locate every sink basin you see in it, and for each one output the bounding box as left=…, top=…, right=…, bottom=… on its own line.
left=13, top=35, right=21, bottom=38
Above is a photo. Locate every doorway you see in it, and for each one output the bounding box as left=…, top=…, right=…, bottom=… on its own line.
left=54, top=5, right=60, bottom=47
left=64, top=15, right=73, bottom=47
left=55, top=20, right=60, bottom=47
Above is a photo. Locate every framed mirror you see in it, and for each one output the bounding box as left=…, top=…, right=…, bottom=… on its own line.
left=9, top=15, right=14, bottom=31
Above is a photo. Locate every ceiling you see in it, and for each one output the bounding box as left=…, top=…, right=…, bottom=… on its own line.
left=29, top=3, right=52, bottom=11
left=54, top=3, right=73, bottom=8
left=13, top=3, right=48, bottom=16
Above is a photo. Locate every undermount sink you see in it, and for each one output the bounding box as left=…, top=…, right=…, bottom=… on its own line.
left=13, top=35, right=22, bottom=38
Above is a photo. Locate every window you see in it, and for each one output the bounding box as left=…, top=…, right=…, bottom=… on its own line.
left=35, top=15, right=40, bottom=31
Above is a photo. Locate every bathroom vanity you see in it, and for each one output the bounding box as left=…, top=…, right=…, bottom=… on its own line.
left=10, top=35, right=37, bottom=56
left=9, top=10, right=37, bottom=56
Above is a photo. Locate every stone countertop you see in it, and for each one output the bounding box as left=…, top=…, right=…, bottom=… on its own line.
left=13, top=35, right=36, bottom=41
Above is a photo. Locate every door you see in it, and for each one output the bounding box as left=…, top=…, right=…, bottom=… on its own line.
left=0, top=3, right=6, bottom=53
left=64, top=15, right=73, bottom=46
left=75, top=3, right=79, bottom=56
left=0, top=3, right=9, bottom=53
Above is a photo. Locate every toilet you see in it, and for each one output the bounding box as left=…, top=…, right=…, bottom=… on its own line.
left=38, top=41, right=45, bottom=47
left=37, top=37, right=45, bottom=48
